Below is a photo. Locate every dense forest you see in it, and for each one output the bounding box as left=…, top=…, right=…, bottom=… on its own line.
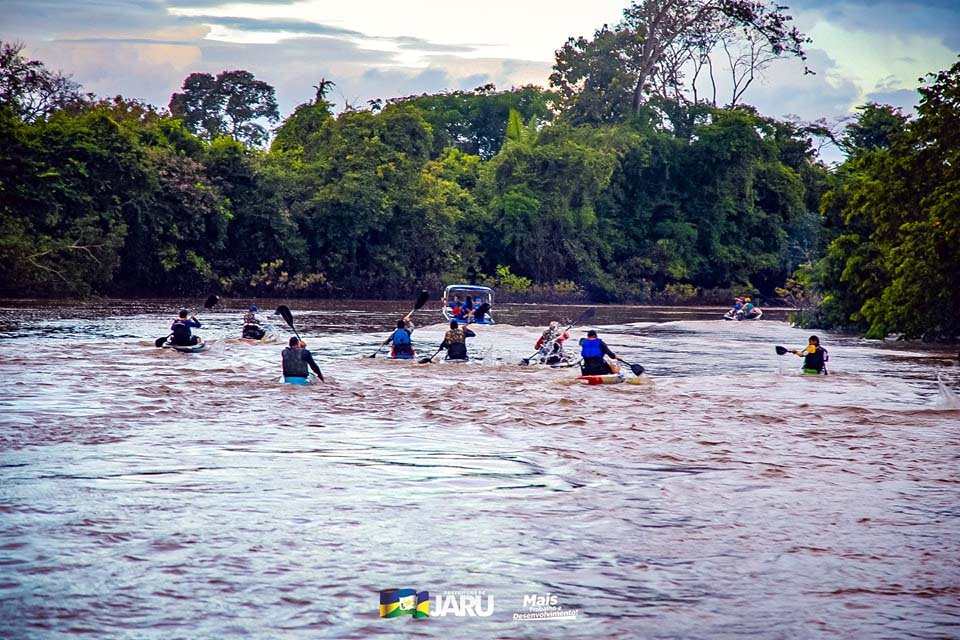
left=0, top=0, right=957, bottom=339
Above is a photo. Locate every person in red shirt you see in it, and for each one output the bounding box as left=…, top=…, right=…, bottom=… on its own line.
left=535, top=321, right=570, bottom=365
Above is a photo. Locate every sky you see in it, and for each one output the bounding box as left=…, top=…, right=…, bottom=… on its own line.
left=2, top=0, right=958, bottom=137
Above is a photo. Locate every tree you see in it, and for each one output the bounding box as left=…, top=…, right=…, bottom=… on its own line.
left=169, top=70, right=279, bottom=146
left=0, top=108, right=142, bottom=294
left=391, top=85, right=555, bottom=158
left=0, top=40, right=83, bottom=121
left=551, top=0, right=809, bottom=122
left=809, top=59, right=960, bottom=339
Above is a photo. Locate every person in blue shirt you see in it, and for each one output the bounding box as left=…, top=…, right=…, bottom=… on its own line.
left=170, top=309, right=201, bottom=346
left=448, top=295, right=463, bottom=319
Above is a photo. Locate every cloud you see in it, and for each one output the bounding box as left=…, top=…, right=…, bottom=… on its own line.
left=1, top=0, right=956, bottom=132
left=864, top=88, right=920, bottom=111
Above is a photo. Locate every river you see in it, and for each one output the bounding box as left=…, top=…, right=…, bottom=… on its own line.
left=1, top=299, right=958, bottom=638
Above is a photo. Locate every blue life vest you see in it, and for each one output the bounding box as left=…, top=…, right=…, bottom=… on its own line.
left=392, top=329, right=411, bottom=346
left=581, top=338, right=603, bottom=359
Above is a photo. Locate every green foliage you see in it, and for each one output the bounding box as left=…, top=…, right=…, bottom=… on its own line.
left=807, top=58, right=960, bottom=339
left=392, top=85, right=554, bottom=158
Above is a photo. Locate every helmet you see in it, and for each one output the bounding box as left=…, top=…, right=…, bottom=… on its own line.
left=549, top=321, right=559, bottom=330
left=249, top=305, right=258, bottom=312
left=745, top=297, right=751, bottom=302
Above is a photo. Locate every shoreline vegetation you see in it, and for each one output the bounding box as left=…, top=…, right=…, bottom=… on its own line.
left=1, top=4, right=957, bottom=341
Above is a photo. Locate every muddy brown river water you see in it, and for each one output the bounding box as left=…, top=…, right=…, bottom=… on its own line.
left=1, top=299, right=958, bottom=639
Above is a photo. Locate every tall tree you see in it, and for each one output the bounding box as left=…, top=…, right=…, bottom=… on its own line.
left=169, top=70, right=279, bottom=146
left=551, top=0, right=809, bottom=123
left=0, top=40, right=83, bottom=121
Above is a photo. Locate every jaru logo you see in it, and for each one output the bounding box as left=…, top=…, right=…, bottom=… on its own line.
left=433, top=593, right=495, bottom=617
left=523, top=593, right=558, bottom=608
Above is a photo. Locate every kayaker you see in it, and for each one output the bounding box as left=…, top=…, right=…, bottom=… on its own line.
left=740, top=297, right=760, bottom=319
left=791, top=335, right=829, bottom=375
left=536, top=321, right=569, bottom=364
left=580, top=330, right=622, bottom=375
left=242, top=305, right=266, bottom=340
left=382, top=316, right=415, bottom=359
left=728, top=297, right=744, bottom=316
left=170, top=309, right=202, bottom=346
left=282, top=336, right=324, bottom=382
left=441, top=319, right=475, bottom=360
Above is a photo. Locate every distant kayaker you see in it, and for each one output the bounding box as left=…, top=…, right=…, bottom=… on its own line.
left=282, top=337, right=324, bottom=382
left=739, top=297, right=761, bottom=320
left=242, top=305, right=266, bottom=340
left=536, top=321, right=569, bottom=364
left=791, top=335, right=829, bottom=375
left=170, top=309, right=202, bottom=346
left=580, top=330, right=622, bottom=375
left=441, top=319, right=475, bottom=360
left=382, top=316, right=415, bottom=359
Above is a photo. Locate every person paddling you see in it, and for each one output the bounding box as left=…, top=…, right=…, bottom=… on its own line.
left=579, top=330, right=622, bottom=375
left=170, top=309, right=202, bottom=346
left=382, top=316, right=415, bottom=359
left=441, top=319, right=475, bottom=360
left=536, top=321, right=569, bottom=365
left=242, top=305, right=266, bottom=340
left=281, top=337, right=324, bottom=382
left=791, top=335, right=829, bottom=375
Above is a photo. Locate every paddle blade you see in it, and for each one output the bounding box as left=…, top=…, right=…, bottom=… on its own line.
left=204, top=294, right=220, bottom=309
left=775, top=345, right=789, bottom=355
left=629, top=363, right=645, bottom=376
left=154, top=336, right=168, bottom=348
left=276, top=305, right=295, bottom=329
left=413, top=290, right=429, bottom=310
left=418, top=357, right=433, bottom=364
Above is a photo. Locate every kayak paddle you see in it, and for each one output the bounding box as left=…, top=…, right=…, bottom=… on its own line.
left=418, top=345, right=444, bottom=364
left=276, top=304, right=302, bottom=343
left=369, top=290, right=430, bottom=358
left=154, top=294, right=220, bottom=347
left=520, top=307, right=596, bottom=366
left=619, top=358, right=645, bottom=377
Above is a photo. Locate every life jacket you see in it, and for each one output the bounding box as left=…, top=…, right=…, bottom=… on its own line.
left=445, top=328, right=468, bottom=359
left=803, top=346, right=827, bottom=372
left=449, top=302, right=462, bottom=317
left=282, top=347, right=308, bottom=377
left=581, top=337, right=603, bottom=359
left=243, top=312, right=259, bottom=325
left=391, top=328, right=414, bottom=357
left=171, top=319, right=191, bottom=344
